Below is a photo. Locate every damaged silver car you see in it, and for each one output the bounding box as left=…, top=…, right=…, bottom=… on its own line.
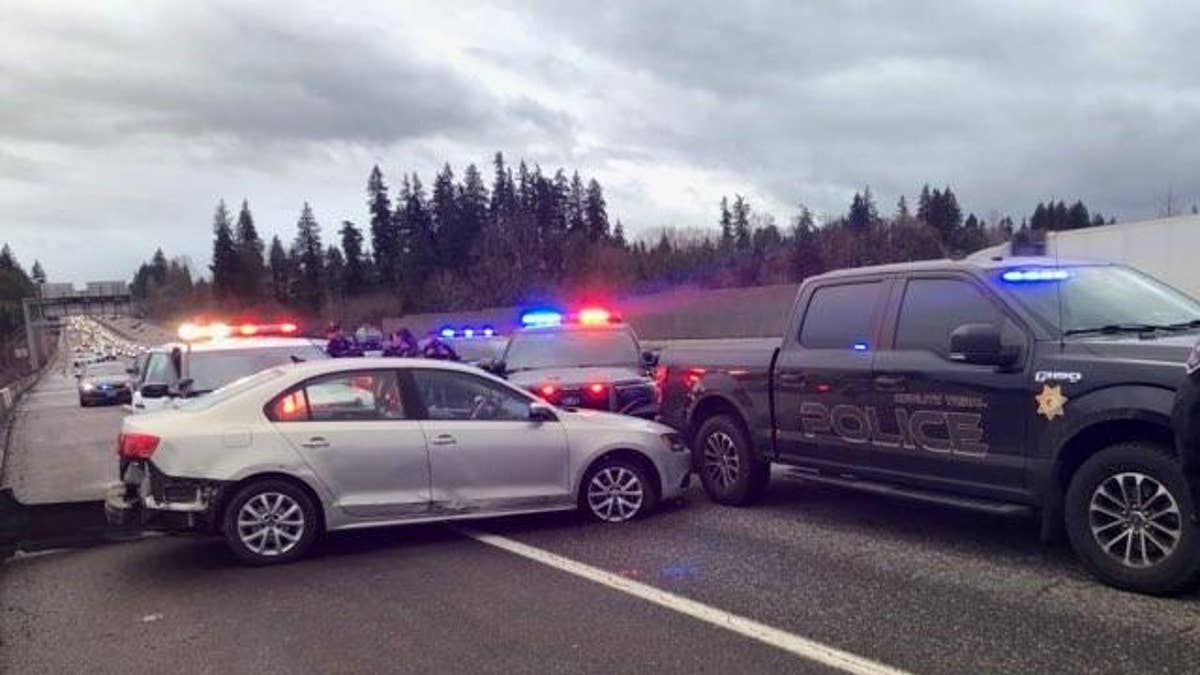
left=106, top=358, right=691, bottom=564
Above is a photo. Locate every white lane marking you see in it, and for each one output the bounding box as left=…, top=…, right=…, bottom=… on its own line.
left=458, top=527, right=911, bottom=675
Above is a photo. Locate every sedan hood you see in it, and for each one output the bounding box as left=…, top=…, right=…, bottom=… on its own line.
left=556, top=407, right=671, bottom=434
left=508, top=366, right=645, bottom=389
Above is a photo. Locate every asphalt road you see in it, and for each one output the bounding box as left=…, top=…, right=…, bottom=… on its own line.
left=6, top=331, right=1200, bottom=673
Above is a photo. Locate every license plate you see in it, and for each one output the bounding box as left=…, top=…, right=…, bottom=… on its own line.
left=561, top=396, right=580, bottom=406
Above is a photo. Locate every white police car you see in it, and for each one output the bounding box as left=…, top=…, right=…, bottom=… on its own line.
left=129, top=321, right=329, bottom=414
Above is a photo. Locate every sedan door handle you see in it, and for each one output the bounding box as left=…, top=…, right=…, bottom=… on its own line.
left=431, top=434, right=457, bottom=446
left=301, top=436, right=330, bottom=449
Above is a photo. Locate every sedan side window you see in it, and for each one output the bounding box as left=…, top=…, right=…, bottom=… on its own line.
left=412, top=369, right=531, bottom=421
left=268, top=370, right=405, bottom=422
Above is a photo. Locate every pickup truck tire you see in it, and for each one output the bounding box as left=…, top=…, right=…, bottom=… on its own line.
left=695, top=415, right=770, bottom=506
left=1065, top=442, right=1200, bottom=596
left=222, top=479, right=320, bottom=566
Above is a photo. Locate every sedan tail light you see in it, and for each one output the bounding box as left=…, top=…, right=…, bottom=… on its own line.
left=118, top=432, right=160, bottom=459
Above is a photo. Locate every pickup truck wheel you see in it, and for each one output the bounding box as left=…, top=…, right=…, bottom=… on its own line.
left=696, top=415, right=769, bottom=506
left=222, top=479, right=319, bottom=566
left=1065, top=442, right=1200, bottom=595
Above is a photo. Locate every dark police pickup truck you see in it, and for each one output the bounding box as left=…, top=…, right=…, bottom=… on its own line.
left=658, top=256, right=1200, bottom=595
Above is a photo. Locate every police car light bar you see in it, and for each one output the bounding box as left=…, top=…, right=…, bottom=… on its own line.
left=1001, top=268, right=1070, bottom=282
left=440, top=327, right=456, bottom=338
left=521, top=310, right=564, bottom=327
left=179, top=321, right=301, bottom=341
left=578, top=307, right=612, bottom=326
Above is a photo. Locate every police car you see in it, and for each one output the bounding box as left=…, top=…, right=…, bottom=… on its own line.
left=486, top=308, right=659, bottom=419
left=129, top=321, right=329, bottom=413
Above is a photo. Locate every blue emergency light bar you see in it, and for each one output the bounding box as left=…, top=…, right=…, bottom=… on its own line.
left=437, top=326, right=500, bottom=339
left=520, top=310, right=564, bottom=327
left=1001, top=268, right=1070, bottom=282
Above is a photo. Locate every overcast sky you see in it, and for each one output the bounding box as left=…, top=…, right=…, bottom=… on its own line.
left=3, top=0, right=1199, bottom=282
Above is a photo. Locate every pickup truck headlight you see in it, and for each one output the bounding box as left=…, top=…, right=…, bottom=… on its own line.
left=660, top=433, right=688, bottom=453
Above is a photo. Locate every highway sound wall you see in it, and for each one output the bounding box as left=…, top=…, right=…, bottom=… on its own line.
left=385, top=283, right=799, bottom=340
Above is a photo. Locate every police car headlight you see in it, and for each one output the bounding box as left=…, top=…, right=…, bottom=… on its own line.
left=660, top=433, right=687, bottom=453
left=81, top=382, right=95, bottom=391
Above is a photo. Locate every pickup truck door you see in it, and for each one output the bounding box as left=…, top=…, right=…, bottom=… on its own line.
left=869, top=275, right=1030, bottom=497
left=774, top=279, right=889, bottom=468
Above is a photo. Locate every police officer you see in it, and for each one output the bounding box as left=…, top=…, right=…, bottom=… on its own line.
left=382, top=328, right=420, bottom=357
left=325, top=323, right=362, bottom=358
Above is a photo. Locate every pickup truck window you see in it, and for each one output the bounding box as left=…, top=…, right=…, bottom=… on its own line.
left=799, top=281, right=883, bottom=349
left=896, top=278, right=1009, bottom=356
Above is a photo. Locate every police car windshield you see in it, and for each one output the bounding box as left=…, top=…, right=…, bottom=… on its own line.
left=505, top=330, right=639, bottom=371
left=177, top=367, right=286, bottom=412
left=188, top=345, right=327, bottom=393
left=1001, top=265, right=1200, bottom=335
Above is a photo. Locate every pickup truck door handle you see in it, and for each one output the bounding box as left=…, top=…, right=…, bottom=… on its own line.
left=874, top=375, right=906, bottom=389
left=300, top=436, right=330, bottom=449
left=431, top=434, right=457, bottom=446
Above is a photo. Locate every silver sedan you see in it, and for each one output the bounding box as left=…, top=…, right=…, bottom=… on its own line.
left=106, top=358, right=691, bottom=564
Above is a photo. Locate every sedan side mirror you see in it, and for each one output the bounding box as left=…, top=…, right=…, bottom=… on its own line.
left=641, top=350, right=659, bottom=368
left=529, top=401, right=557, bottom=423
left=949, top=323, right=1019, bottom=367
left=140, top=383, right=170, bottom=399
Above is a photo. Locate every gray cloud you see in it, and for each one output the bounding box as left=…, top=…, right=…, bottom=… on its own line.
left=3, top=0, right=1200, bottom=282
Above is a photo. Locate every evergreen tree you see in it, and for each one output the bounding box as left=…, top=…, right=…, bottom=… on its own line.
left=292, top=203, right=324, bottom=313
left=613, top=219, right=627, bottom=247
left=896, top=195, right=911, bottom=222
left=324, top=245, right=345, bottom=299
left=233, top=199, right=265, bottom=302
left=268, top=236, right=290, bottom=304
left=583, top=178, right=609, bottom=242
left=150, top=248, right=168, bottom=285
left=1067, top=200, right=1090, bottom=230
left=209, top=200, right=239, bottom=301
left=367, top=165, right=398, bottom=286
left=567, top=171, right=586, bottom=234
left=719, top=197, right=733, bottom=249
left=847, top=187, right=878, bottom=233
left=339, top=221, right=369, bottom=295
left=400, top=174, right=436, bottom=295
left=30, top=260, right=45, bottom=285
left=430, top=163, right=461, bottom=268
left=790, top=206, right=823, bottom=280
left=732, top=195, right=751, bottom=250
left=458, top=163, right=489, bottom=267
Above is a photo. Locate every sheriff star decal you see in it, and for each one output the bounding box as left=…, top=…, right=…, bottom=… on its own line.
left=1035, top=383, right=1068, bottom=421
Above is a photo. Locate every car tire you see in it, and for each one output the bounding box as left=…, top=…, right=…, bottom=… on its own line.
left=1065, top=442, right=1200, bottom=595
left=79, top=397, right=90, bottom=407
left=695, top=414, right=770, bottom=506
left=222, top=478, right=320, bottom=566
left=580, top=457, right=659, bottom=523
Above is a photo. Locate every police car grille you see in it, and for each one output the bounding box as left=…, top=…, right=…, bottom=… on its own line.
left=615, top=382, right=654, bottom=413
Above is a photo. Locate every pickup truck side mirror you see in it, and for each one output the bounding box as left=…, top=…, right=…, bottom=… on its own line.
left=949, top=323, right=1019, bottom=367
left=641, top=350, right=659, bottom=368
left=529, top=401, right=557, bottom=423
left=140, top=383, right=170, bottom=399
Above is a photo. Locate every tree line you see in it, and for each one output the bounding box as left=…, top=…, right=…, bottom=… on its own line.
left=0, top=244, right=43, bottom=338
left=129, top=151, right=1116, bottom=322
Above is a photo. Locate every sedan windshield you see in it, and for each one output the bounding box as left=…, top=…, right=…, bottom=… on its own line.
left=1000, top=265, right=1200, bottom=335
left=504, top=330, right=639, bottom=371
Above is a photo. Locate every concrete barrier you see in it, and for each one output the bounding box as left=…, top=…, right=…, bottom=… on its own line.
left=385, top=283, right=799, bottom=340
